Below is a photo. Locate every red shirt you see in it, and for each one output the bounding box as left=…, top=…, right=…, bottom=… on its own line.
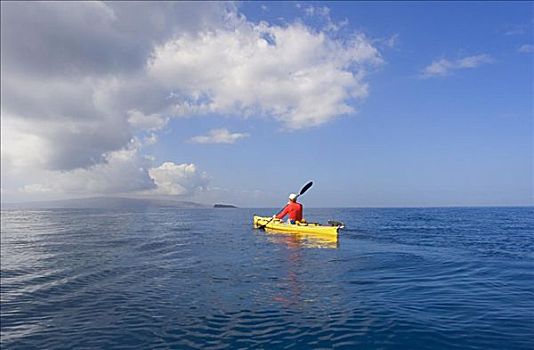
left=276, top=202, right=303, bottom=221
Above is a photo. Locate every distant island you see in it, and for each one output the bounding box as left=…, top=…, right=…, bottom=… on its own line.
left=2, top=197, right=208, bottom=210
left=213, top=204, right=237, bottom=208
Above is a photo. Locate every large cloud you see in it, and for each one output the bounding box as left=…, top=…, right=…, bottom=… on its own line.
left=2, top=140, right=155, bottom=200
left=148, top=21, right=382, bottom=128
left=1, top=2, right=383, bottom=201
left=1, top=1, right=232, bottom=78
left=4, top=140, right=209, bottom=200
left=27, top=142, right=156, bottom=195
left=1, top=1, right=231, bottom=172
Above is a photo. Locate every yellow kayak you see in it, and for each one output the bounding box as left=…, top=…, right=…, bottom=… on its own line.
left=253, top=215, right=342, bottom=238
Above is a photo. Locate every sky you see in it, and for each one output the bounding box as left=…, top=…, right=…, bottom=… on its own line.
left=1, top=1, right=532, bottom=207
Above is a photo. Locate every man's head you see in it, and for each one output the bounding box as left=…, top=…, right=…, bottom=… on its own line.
left=288, top=193, right=297, bottom=202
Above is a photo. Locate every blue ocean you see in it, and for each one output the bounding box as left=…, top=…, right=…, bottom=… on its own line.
left=1, top=207, right=533, bottom=349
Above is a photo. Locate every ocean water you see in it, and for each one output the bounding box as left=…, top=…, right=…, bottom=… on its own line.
left=1, top=207, right=533, bottom=349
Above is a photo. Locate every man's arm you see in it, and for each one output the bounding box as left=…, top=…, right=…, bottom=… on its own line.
left=276, top=205, right=290, bottom=219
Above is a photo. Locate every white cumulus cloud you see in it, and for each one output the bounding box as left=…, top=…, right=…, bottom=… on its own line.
left=15, top=141, right=156, bottom=196
left=148, top=21, right=383, bottom=129
left=127, top=109, right=168, bottom=131
left=148, top=162, right=209, bottom=196
left=6, top=141, right=211, bottom=200
left=421, top=54, right=494, bottom=78
left=189, top=128, right=249, bottom=144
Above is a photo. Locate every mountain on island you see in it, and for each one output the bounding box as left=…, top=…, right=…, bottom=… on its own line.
left=2, top=197, right=208, bottom=210
left=213, top=203, right=237, bottom=208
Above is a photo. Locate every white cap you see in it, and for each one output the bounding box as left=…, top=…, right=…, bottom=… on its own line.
left=288, top=193, right=297, bottom=200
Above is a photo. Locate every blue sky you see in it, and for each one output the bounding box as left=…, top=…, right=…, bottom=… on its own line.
left=1, top=2, right=532, bottom=207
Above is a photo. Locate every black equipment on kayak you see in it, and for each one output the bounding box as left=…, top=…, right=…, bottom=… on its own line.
left=257, top=181, right=313, bottom=230
left=328, top=220, right=344, bottom=228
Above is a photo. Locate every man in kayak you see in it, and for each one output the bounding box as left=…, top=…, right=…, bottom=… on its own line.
left=274, top=193, right=303, bottom=224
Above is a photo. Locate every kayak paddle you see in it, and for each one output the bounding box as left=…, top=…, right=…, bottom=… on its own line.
left=257, top=181, right=313, bottom=230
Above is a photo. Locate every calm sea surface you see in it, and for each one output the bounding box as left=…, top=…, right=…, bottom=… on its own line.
left=1, top=207, right=533, bottom=349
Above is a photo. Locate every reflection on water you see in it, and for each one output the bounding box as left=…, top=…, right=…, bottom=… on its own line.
left=263, top=229, right=339, bottom=249
left=263, top=230, right=338, bottom=308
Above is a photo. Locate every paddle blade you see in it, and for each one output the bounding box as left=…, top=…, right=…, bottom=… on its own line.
left=299, top=181, right=313, bottom=196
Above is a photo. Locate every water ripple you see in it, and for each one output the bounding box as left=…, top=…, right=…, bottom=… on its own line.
left=1, top=208, right=533, bottom=349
